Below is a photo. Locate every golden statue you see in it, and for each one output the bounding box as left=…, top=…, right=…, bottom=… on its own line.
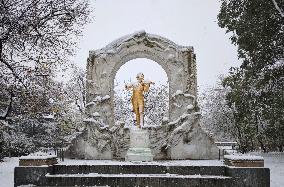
left=125, top=73, right=155, bottom=128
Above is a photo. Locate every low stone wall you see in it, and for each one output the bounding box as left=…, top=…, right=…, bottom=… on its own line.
left=14, top=166, right=51, bottom=187
left=14, top=163, right=270, bottom=187
left=225, top=167, right=270, bottom=187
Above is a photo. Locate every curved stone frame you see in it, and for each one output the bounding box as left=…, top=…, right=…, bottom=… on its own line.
left=67, top=31, right=219, bottom=160
left=86, top=31, right=197, bottom=126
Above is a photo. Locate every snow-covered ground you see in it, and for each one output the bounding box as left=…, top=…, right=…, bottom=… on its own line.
left=59, top=159, right=223, bottom=166
left=0, top=153, right=284, bottom=187
left=0, top=157, right=19, bottom=187
left=262, top=152, right=284, bottom=187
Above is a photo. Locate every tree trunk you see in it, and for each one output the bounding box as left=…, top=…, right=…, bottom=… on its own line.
left=0, top=91, right=14, bottom=120
left=258, top=138, right=267, bottom=152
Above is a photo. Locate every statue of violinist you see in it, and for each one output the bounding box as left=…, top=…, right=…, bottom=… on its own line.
left=125, top=73, right=155, bottom=128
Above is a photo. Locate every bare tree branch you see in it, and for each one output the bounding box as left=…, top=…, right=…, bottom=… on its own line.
left=271, top=0, right=284, bottom=18
left=0, top=0, right=91, bottom=85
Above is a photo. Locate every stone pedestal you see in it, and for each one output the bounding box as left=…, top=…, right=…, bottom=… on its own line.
left=224, top=155, right=264, bottom=167
left=19, top=157, right=57, bottom=166
left=19, top=153, right=57, bottom=166
left=125, top=127, right=153, bottom=162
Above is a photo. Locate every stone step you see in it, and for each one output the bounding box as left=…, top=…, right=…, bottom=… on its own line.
left=51, top=164, right=226, bottom=176
left=45, top=173, right=232, bottom=187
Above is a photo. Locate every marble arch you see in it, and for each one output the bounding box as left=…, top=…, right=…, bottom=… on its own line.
left=86, top=31, right=197, bottom=126
left=67, top=31, right=219, bottom=160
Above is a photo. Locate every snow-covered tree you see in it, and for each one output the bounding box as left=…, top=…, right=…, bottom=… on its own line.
left=0, top=74, right=62, bottom=156
left=64, top=66, right=86, bottom=114
left=223, top=61, right=284, bottom=152
left=199, top=79, right=235, bottom=142
left=58, top=66, right=87, bottom=138
left=0, top=0, right=91, bottom=85
left=0, top=0, right=91, bottom=159
left=0, top=0, right=91, bottom=120
left=218, top=0, right=284, bottom=152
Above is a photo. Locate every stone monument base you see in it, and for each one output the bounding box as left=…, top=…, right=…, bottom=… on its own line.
left=14, top=160, right=270, bottom=187
left=125, top=148, right=153, bottom=162
left=125, top=127, right=153, bottom=162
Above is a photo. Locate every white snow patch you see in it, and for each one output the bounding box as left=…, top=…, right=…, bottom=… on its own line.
left=46, top=173, right=230, bottom=179
left=83, top=118, right=96, bottom=122
left=42, top=114, right=54, bottom=119
left=268, top=60, right=284, bottom=70
left=20, top=151, right=57, bottom=160
left=187, top=104, right=194, bottom=110
left=217, top=146, right=234, bottom=150
left=57, top=159, right=223, bottom=166
left=102, top=95, right=110, bottom=100
left=224, top=154, right=264, bottom=161
left=94, top=95, right=111, bottom=102
left=94, top=96, right=102, bottom=102
left=85, top=102, right=95, bottom=107
left=0, top=157, right=19, bottom=187
left=184, top=93, right=195, bottom=98
left=172, top=90, right=183, bottom=98
left=64, top=131, right=83, bottom=142
left=92, top=112, right=100, bottom=117
left=215, top=142, right=238, bottom=145
left=168, top=114, right=189, bottom=126
left=162, top=117, right=169, bottom=122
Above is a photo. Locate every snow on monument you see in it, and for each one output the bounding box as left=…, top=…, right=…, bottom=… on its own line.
left=65, top=31, right=219, bottom=160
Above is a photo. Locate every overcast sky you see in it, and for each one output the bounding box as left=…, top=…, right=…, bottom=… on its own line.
left=72, top=0, right=241, bottom=90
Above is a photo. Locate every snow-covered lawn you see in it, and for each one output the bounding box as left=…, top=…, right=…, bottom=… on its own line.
left=262, top=152, right=284, bottom=187
left=0, top=157, right=19, bottom=187
left=0, top=153, right=284, bottom=187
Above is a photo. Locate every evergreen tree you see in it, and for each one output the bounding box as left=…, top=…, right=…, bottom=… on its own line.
left=218, top=0, right=284, bottom=152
